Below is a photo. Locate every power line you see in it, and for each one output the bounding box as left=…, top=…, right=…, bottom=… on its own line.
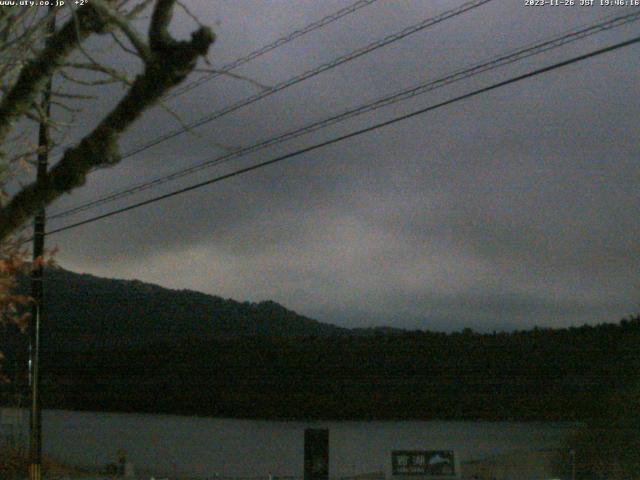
left=44, top=0, right=380, bottom=159
left=49, top=0, right=495, bottom=219
left=118, top=0, right=494, bottom=159
left=50, top=9, right=638, bottom=219
left=43, top=34, right=640, bottom=238
left=167, top=0, right=380, bottom=100
left=48, top=10, right=640, bottom=221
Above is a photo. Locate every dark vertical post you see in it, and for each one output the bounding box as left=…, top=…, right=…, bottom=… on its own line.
left=29, top=6, right=56, bottom=480
left=304, top=428, right=329, bottom=480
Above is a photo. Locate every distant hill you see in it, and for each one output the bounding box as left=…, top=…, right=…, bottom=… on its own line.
left=3, top=267, right=639, bottom=422
left=29, top=316, right=640, bottom=421
left=15, top=267, right=348, bottom=350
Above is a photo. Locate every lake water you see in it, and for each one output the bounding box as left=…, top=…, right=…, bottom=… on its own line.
left=1, top=409, right=578, bottom=478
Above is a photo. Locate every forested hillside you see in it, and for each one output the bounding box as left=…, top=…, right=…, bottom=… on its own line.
left=39, top=319, right=638, bottom=420
left=15, top=268, right=347, bottom=350
left=2, top=268, right=637, bottom=421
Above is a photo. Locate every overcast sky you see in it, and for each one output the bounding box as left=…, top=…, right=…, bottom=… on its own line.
left=38, top=0, right=639, bottom=332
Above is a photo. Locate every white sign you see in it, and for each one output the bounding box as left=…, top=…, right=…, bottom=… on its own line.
left=392, top=450, right=456, bottom=477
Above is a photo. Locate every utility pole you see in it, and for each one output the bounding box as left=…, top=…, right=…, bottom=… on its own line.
left=29, top=6, right=56, bottom=480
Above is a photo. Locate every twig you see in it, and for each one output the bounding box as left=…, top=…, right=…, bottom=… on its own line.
left=91, top=0, right=152, bottom=61
left=155, top=97, right=237, bottom=153
left=109, top=30, right=140, bottom=59
left=193, top=67, right=271, bottom=91
left=51, top=91, right=98, bottom=100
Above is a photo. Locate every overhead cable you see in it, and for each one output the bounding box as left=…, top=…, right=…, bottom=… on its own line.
left=119, top=0, right=494, bottom=159
left=167, top=0, right=381, bottom=99
left=43, top=34, right=640, bottom=238
left=49, top=10, right=640, bottom=221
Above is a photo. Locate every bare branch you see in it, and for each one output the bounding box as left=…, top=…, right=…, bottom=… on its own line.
left=109, top=30, right=140, bottom=58
left=0, top=9, right=48, bottom=55
left=0, top=0, right=215, bottom=241
left=155, top=98, right=236, bottom=153
left=59, top=68, right=129, bottom=87
left=125, top=0, right=155, bottom=20
left=0, top=4, right=114, bottom=152
left=149, top=0, right=175, bottom=50
left=177, top=0, right=205, bottom=29
left=193, top=67, right=270, bottom=91
left=69, top=5, right=120, bottom=74
left=50, top=100, right=83, bottom=114
left=51, top=91, right=98, bottom=100
left=91, top=0, right=152, bottom=61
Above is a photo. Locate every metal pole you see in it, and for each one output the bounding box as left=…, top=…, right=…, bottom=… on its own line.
left=29, top=6, right=56, bottom=480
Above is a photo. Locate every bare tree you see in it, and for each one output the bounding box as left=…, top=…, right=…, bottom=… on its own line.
left=0, top=0, right=213, bottom=349
left=0, top=0, right=214, bottom=241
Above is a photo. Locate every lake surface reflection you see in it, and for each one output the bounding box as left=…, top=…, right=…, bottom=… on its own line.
left=32, top=410, right=577, bottom=477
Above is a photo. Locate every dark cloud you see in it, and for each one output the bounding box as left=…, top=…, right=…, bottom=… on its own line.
left=45, top=0, right=639, bottom=331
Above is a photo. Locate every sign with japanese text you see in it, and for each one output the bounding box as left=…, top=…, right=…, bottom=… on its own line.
left=392, top=450, right=456, bottom=476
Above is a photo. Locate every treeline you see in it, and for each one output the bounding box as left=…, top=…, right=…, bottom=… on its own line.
left=13, top=267, right=347, bottom=351
left=21, top=316, right=640, bottom=421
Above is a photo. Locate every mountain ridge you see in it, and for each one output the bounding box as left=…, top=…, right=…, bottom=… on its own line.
left=3, top=266, right=639, bottom=422
left=16, top=266, right=349, bottom=350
